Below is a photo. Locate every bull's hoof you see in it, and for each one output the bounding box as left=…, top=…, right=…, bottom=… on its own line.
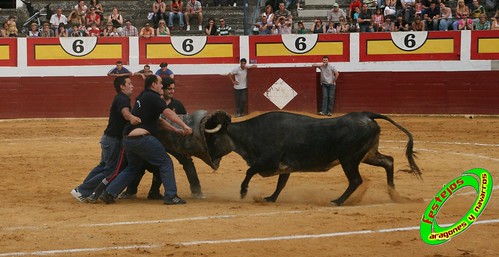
left=330, top=199, right=342, bottom=206
left=240, top=189, right=247, bottom=199
left=263, top=196, right=276, bottom=202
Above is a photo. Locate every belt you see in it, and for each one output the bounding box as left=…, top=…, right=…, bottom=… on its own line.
left=126, top=134, right=151, bottom=139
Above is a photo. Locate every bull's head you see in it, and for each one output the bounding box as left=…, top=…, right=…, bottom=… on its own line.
left=157, top=110, right=233, bottom=170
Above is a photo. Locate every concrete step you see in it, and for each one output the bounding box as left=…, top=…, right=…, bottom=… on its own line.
left=297, top=9, right=329, bottom=18
left=303, top=0, right=336, bottom=6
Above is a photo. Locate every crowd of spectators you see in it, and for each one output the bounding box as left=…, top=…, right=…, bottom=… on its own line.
left=1, top=0, right=497, bottom=38
left=253, top=0, right=498, bottom=35
left=0, top=0, right=242, bottom=38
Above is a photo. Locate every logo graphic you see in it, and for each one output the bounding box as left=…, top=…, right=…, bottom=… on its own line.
left=420, top=168, right=493, bottom=245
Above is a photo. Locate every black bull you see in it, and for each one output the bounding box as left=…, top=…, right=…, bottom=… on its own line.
left=158, top=111, right=421, bottom=206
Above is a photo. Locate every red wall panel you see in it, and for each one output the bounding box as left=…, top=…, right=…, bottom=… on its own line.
left=0, top=71, right=497, bottom=119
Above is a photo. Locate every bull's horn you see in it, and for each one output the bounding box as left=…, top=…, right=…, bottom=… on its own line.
left=205, top=124, right=222, bottom=133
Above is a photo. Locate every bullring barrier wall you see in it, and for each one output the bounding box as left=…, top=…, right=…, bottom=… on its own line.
left=0, top=31, right=498, bottom=118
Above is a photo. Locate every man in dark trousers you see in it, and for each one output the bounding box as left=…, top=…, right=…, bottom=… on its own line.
left=99, top=75, right=192, bottom=205
left=119, top=77, right=205, bottom=199
left=70, top=76, right=141, bottom=202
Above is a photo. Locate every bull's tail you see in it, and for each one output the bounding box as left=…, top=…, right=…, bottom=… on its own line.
left=367, top=112, right=422, bottom=179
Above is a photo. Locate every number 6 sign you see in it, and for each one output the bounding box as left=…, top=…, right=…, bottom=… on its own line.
left=390, top=31, right=428, bottom=51
left=59, top=37, right=98, bottom=57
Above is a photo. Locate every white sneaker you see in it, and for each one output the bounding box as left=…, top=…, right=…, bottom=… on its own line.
left=233, top=2, right=237, bottom=6
left=71, top=188, right=85, bottom=202
left=186, top=25, right=191, bottom=31
left=198, top=25, right=202, bottom=31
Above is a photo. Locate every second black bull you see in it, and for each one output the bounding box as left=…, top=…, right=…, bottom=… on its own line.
left=158, top=111, right=421, bottom=206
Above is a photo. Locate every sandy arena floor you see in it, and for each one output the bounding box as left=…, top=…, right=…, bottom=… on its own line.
left=0, top=114, right=498, bottom=256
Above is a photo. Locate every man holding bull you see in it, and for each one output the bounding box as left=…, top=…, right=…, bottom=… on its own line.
left=99, top=75, right=193, bottom=205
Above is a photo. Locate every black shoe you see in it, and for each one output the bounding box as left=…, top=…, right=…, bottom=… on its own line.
left=85, top=192, right=99, bottom=203
left=147, top=192, right=164, bottom=200
left=99, top=191, right=115, bottom=204
left=164, top=195, right=186, bottom=205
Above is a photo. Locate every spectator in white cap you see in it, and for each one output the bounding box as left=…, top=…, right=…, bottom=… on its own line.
left=328, top=3, right=347, bottom=29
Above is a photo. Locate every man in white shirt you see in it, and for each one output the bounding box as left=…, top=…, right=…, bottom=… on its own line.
left=228, top=58, right=257, bottom=117
left=49, top=7, right=68, bottom=31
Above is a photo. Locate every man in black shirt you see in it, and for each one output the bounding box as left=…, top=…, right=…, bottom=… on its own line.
left=358, top=3, right=373, bottom=32
left=120, top=77, right=205, bottom=200
left=101, top=75, right=192, bottom=205
left=71, top=76, right=141, bottom=202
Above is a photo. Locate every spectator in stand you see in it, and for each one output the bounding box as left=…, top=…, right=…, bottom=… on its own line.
left=395, top=13, right=409, bottom=31
left=295, top=20, right=307, bottom=33
left=157, top=19, right=171, bottom=36
left=108, top=7, right=124, bottom=34
left=422, top=2, right=440, bottom=31
left=276, top=16, right=292, bottom=34
left=337, top=16, right=350, bottom=33
left=372, top=8, right=384, bottom=31
left=452, top=0, right=470, bottom=30
left=27, top=22, right=40, bottom=37
left=457, top=13, right=474, bottom=30
left=86, top=6, right=101, bottom=28
left=205, top=17, right=218, bottom=35
left=122, top=20, right=139, bottom=37
left=71, top=24, right=84, bottom=36
left=264, top=5, right=275, bottom=31
left=415, top=0, right=423, bottom=17
left=0, top=22, right=8, bottom=37
left=6, top=15, right=18, bottom=37
left=103, top=21, right=120, bottom=36
left=470, top=0, right=485, bottom=22
left=439, top=2, right=453, bottom=31
left=384, top=0, right=397, bottom=18
left=358, top=3, right=374, bottom=32
left=363, top=0, right=378, bottom=13
left=50, top=7, right=68, bottom=31
left=75, top=0, right=88, bottom=21
left=88, top=0, right=104, bottom=19
left=140, top=22, right=155, bottom=38
left=155, top=62, right=174, bottom=79
left=328, top=3, right=347, bottom=29
left=400, top=0, right=416, bottom=23
left=134, top=64, right=154, bottom=79
left=108, top=60, right=132, bottom=77
left=349, top=0, right=362, bottom=20
left=274, top=2, right=293, bottom=24
left=310, top=18, right=326, bottom=33
left=353, top=6, right=361, bottom=20
left=217, top=17, right=232, bottom=35
left=152, top=0, right=167, bottom=29
left=382, top=15, right=395, bottom=31
left=347, top=16, right=360, bottom=32
left=411, top=15, right=425, bottom=31
left=326, top=20, right=337, bottom=33
left=420, top=0, right=431, bottom=11
left=254, top=14, right=269, bottom=35
left=169, top=0, right=184, bottom=31
left=474, top=13, right=490, bottom=30
left=185, top=0, right=203, bottom=31
left=68, top=10, right=84, bottom=34
left=492, top=11, right=499, bottom=30
left=88, top=22, right=101, bottom=36
left=40, top=22, right=55, bottom=37
left=56, top=23, right=69, bottom=37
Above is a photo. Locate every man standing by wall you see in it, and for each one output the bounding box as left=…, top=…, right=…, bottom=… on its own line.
left=312, top=56, right=339, bottom=116
left=228, top=58, right=257, bottom=117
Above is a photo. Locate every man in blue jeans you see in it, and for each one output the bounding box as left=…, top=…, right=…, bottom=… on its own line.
left=70, top=76, right=141, bottom=202
left=100, top=75, right=192, bottom=205
left=312, top=56, right=340, bottom=116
